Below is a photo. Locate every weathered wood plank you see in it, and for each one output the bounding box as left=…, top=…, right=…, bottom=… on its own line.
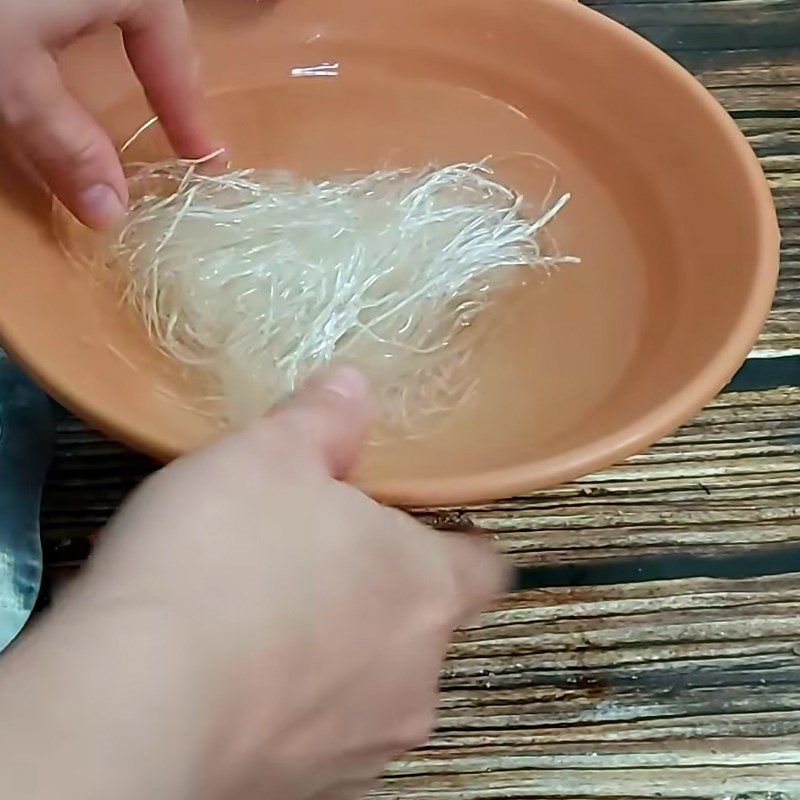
left=42, top=387, right=800, bottom=568
left=416, top=388, right=800, bottom=567
left=372, top=576, right=800, bottom=799
left=701, top=54, right=800, bottom=354
left=375, top=767, right=800, bottom=799
left=586, top=0, right=800, bottom=53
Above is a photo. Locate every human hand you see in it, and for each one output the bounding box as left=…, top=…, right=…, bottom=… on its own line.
left=0, top=0, right=213, bottom=230
left=14, top=369, right=505, bottom=800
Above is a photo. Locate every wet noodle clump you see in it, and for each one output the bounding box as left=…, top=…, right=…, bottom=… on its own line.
left=59, top=157, right=576, bottom=435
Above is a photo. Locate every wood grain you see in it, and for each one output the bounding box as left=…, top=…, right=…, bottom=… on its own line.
left=374, top=576, right=800, bottom=799
left=42, top=388, right=800, bottom=568
left=420, top=388, right=800, bottom=568
left=714, top=75, right=800, bottom=364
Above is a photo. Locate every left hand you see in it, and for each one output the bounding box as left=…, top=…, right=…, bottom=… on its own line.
left=0, top=0, right=214, bottom=229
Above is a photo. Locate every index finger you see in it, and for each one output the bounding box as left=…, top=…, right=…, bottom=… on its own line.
left=119, top=0, right=215, bottom=159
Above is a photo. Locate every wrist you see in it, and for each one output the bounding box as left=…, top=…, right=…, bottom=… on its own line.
left=0, top=580, right=214, bottom=800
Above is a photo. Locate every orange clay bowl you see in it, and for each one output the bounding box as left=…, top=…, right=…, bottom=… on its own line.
left=0, top=0, right=780, bottom=507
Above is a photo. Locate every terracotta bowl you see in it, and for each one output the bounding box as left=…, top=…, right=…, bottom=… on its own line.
left=0, top=0, right=779, bottom=506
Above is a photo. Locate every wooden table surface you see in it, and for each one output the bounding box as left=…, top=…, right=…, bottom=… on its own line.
left=40, top=1, right=800, bottom=797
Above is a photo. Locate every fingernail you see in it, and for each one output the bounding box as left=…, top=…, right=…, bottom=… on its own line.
left=322, top=367, right=369, bottom=401
left=79, top=184, right=125, bottom=229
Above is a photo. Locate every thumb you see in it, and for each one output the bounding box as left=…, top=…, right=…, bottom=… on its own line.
left=265, top=368, right=370, bottom=479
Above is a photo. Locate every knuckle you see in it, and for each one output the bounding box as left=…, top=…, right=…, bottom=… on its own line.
left=0, top=75, right=32, bottom=130
left=58, top=135, right=105, bottom=171
left=415, top=707, right=438, bottom=743
left=393, top=708, right=437, bottom=751
left=0, top=52, right=49, bottom=131
left=0, top=92, right=102, bottom=174
left=430, top=587, right=462, bottom=632
left=0, top=63, right=109, bottom=177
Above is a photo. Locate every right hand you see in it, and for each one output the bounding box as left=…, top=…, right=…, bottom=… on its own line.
left=68, top=368, right=507, bottom=800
